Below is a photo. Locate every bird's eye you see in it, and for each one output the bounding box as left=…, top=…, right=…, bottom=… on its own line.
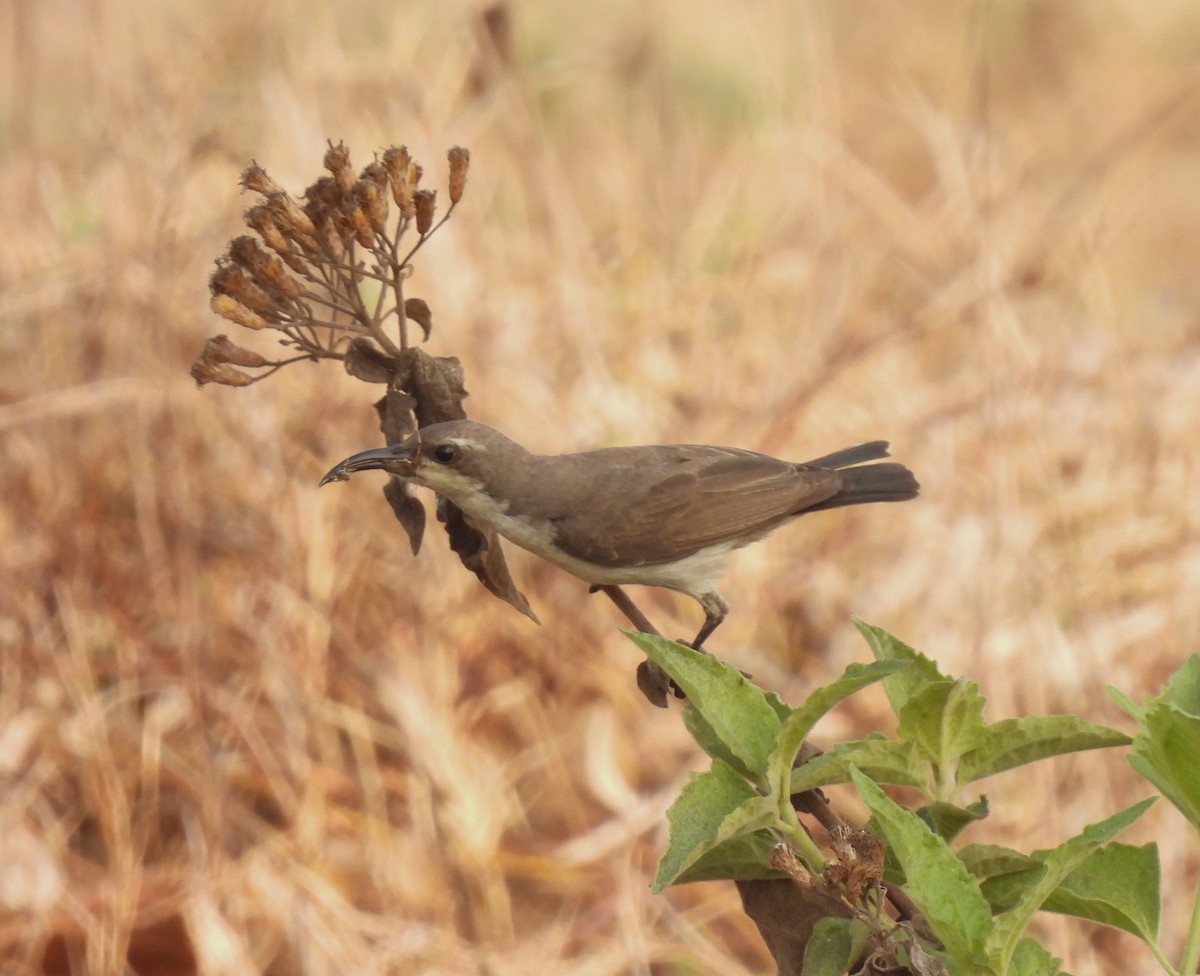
left=432, top=444, right=457, bottom=464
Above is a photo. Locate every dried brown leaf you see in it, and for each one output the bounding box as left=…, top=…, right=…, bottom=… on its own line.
left=374, top=387, right=419, bottom=446
left=736, top=879, right=855, bottom=976
left=344, top=339, right=396, bottom=384
left=404, top=298, right=433, bottom=341
left=383, top=478, right=425, bottom=555
left=438, top=500, right=539, bottom=624
left=403, top=348, right=468, bottom=427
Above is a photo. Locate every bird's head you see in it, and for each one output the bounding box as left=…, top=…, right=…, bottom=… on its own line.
left=319, top=420, right=527, bottom=506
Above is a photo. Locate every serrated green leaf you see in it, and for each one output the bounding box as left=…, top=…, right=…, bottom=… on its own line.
left=849, top=768, right=992, bottom=969
left=957, top=716, right=1130, bottom=787
left=852, top=618, right=948, bottom=715
left=896, top=679, right=988, bottom=794
left=1129, top=701, right=1200, bottom=828
left=801, top=917, right=871, bottom=976
left=1156, top=654, right=1200, bottom=714
left=918, top=796, right=989, bottom=843
left=966, top=846, right=1045, bottom=915
left=1041, top=842, right=1160, bottom=943
left=985, top=799, right=1154, bottom=973
left=1007, top=937, right=1062, bottom=976
left=960, top=844, right=1039, bottom=884
left=653, top=760, right=759, bottom=892
left=625, top=632, right=782, bottom=778
left=682, top=701, right=753, bottom=779
left=674, top=830, right=785, bottom=885
left=767, top=660, right=907, bottom=806
left=790, top=736, right=927, bottom=793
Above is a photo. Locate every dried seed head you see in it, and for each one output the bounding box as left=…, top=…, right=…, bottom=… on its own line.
left=229, top=234, right=270, bottom=271
left=245, top=204, right=289, bottom=253
left=267, top=192, right=316, bottom=238
left=240, top=161, right=283, bottom=196
left=382, top=146, right=415, bottom=217
left=344, top=199, right=376, bottom=248
left=314, top=215, right=346, bottom=260
left=447, top=147, right=470, bottom=204
left=190, top=360, right=256, bottom=387
left=209, top=261, right=274, bottom=315
left=203, top=334, right=269, bottom=368
left=354, top=179, right=389, bottom=234
left=324, top=141, right=355, bottom=193
left=361, top=160, right=389, bottom=189
left=211, top=293, right=267, bottom=330
left=414, top=189, right=437, bottom=234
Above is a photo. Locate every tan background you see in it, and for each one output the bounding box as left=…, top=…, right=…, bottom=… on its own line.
left=2, top=1, right=1198, bottom=973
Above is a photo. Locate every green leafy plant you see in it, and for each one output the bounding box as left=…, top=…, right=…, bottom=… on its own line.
left=628, top=621, right=1200, bottom=975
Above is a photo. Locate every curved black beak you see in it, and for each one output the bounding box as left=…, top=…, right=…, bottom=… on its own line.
left=319, top=439, right=419, bottom=486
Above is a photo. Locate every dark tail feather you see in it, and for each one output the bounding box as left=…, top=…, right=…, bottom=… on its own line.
left=798, top=441, right=919, bottom=511
left=801, top=440, right=891, bottom=469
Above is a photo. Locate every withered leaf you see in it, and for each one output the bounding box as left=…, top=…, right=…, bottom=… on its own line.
left=404, top=298, right=433, bottom=341
left=345, top=338, right=397, bottom=383
left=438, top=498, right=540, bottom=624
left=374, top=386, right=418, bottom=445
left=403, top=348, right=468, bottom=427
left=736, top=879, right=855, bottom=976
left=383, top=477, right=425, bottom=555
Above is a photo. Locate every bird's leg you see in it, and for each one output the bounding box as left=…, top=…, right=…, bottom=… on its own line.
left=590, top=584, right=677, bottom=707
left=689, top=592, right=729, bottom=650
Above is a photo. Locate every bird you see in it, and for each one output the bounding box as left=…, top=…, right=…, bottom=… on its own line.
left=320, top=420, right=918, bottom=647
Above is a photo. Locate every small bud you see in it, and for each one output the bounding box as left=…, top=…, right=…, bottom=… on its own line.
left=190, top=358, right=256, bottom=387
left=203, top=334, right=269, bottom=368
left=240, top=161, right=283, bottom=196
left=324, top=141, right=355, bottom=193
left=414, top=189, right=437, bottom=234
left=447, top=147, right=470, bottom=204
left=211, top=294, right=267, bottom=330
left=382, top=146, right=415, bottom=217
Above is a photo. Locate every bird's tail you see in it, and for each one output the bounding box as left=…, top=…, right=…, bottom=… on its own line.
left=799, top=441, right=920, bottom=510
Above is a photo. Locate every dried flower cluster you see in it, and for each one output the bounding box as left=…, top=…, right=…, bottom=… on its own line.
left=192, top=142, right=470, bottom=387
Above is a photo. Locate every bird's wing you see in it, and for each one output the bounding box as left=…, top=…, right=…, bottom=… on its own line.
left=549, top=448, right=843, bottom=566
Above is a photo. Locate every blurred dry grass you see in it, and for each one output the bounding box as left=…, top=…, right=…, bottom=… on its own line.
left=2, top=1, right=1199, bottom=973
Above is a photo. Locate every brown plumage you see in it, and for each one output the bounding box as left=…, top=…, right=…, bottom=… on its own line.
left=321, top=420, right=919, bottom=646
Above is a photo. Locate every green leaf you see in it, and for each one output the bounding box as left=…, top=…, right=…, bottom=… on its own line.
left=849, top=768, right=992, bottom=969
left=801, top=917, right=871, bottom=976
left=1041, top=843, right=1160, bottom=944
left=790, top=736, right=927, bottom=793
left=1120, top=656, right=1200, bottom=826
left=957, top=716, right=1130, bottom=787
left=964, top=845, right=1046, bottom=914
left=767, top=660, right=908, bottom=807
left=896, top=679, right=988, bottom=794
left=653, top=760, right=759, bottom=892
left=985, top=799, right=1155, bottom=973
left=918, top=796, right=989, bottom=843
left=1006, top=937, right=1063, bottom=976
left=674, top=830, right=785, bottom=885
left=625, top=632, right=783, bottom=778
left=853, top=618, right=948, bottom=715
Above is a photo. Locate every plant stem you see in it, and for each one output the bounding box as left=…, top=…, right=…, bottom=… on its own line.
left=1176, top=880, right=1200, bottom=976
